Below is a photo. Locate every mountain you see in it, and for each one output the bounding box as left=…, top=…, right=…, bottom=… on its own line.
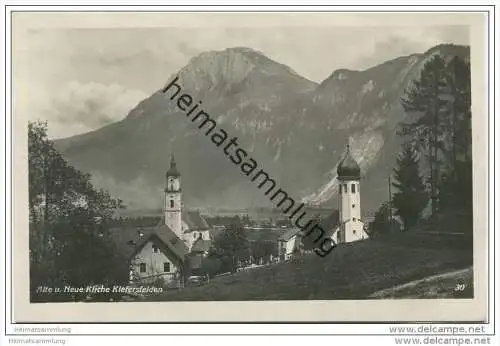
left=54, top=44, right=470, bottom=213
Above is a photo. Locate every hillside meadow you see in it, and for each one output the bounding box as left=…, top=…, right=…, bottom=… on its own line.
left=143, top=234, right=473, bottom=301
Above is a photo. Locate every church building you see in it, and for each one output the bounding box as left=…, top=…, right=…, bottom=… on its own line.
left=276, top=144, right=369, bottom=262
left=331, top=144, right=369, bottom=243
left=110, top=155, right=212, bottom=288
left=164, top=154, right=211, bottom=251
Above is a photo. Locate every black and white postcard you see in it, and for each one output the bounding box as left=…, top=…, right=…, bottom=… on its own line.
left=8, top=10, right=490, bottom=323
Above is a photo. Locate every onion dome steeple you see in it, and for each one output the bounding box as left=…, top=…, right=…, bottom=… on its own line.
left=337, top=144, right=361, bottom=181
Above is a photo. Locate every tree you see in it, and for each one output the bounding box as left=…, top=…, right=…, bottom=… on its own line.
left=400, top=55, right=448, bottom=215
left=391, top=145, right=429, bottom=231
left=28, top=121, right=124, bottom=302
left=250, top=240, right=278, bottom=264
left=211, top=223, right=250, bottom=273
left=438, top=57, right=472, bottom=213
left=400, top=54, right=472, bottom=220
left=369, top=202, right=391, bottom=237
left=200, top=257, right=222, bottom=283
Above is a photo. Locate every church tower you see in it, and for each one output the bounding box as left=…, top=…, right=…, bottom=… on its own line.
left=164, top=154, right=182, bottom=238
left=336, top=144, right=367, bottom=243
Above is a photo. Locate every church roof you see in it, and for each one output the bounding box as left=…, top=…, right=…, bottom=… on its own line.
left=298, top=210, right=340, bottom=246
left=191, top=239, right=211, bottom=253
left=337, top=145, right=361, bottom=180
left=166, top=154, right=181, bottom=177
left=182, top=211, right=210, bottom=231
left=319, top=209, right=340, bottom=237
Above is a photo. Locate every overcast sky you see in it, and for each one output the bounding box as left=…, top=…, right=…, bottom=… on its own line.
left=13, top=18, right=469, bottom=138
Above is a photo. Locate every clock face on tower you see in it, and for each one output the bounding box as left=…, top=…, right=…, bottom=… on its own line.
left=168, top=177, right=180, bottom=191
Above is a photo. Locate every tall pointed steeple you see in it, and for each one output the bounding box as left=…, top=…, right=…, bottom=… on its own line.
left=166, top=153, right=180, bottom=177
left=164, top=152, right=182, bottom=237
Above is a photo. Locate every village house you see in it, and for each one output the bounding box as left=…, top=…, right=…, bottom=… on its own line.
left=110, top=155, right=212, bottom=288
left=277, top=228, right=302, bottom=261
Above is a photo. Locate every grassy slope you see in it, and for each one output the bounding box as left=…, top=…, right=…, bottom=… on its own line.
left=147, top=237, right=472, bottom=301
left=368, top=267, right=473, bottom=299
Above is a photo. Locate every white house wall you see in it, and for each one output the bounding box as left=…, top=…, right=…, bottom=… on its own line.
left=285, top=236, right=296, bottom=255
left=130, top=240, right=179, bottom=284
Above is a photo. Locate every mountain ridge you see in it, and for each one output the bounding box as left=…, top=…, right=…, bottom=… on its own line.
left=54, top=43, right=470, bottom=212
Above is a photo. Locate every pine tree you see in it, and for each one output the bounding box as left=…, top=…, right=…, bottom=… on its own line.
left=391, top=144, right=428, bottom=231
left=400, top=55, right=448, bottom=216
left=434, top=57, right=472, bottom=213
left=441, top=57, right=472, bottom=179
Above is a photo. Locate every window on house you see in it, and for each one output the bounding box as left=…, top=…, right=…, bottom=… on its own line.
left=353, top=230, right=357, bottom=234
left=352, top=218, right=356, bottom=222
left=193, top=233, right=197, bottom=239
left=339, top=184, right=342, bottom=194
left=170, top=199, right=174, bottom=208
left=152, top=244, right=158, bottom=253
left=351, top=183, right=356, bottom=193
left=139, top=263, right=146, bottom=273
left=344, top=184, right=347, bottom=193
left=163, top=262, right=170, bottom=272
left=352, top=204, right=355, bottom=208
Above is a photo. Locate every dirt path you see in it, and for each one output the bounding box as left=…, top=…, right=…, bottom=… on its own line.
left=368, top=267, right=473, bottom=299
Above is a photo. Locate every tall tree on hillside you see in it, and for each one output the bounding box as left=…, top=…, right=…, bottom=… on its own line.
left=400, top=55, right=448, bottom=216
left=391, top=145, right=429, bottom=231
left=29, top=121, right=124, bottom=302
left=438, top=57, right=472, bottom=213
left=445, top=57, right=472, bottom=170
left=211, top=223, right=250, bottom=273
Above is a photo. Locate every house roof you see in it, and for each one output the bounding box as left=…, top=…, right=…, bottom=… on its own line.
left=109, top=223, right=189, bottom=262
left=191, top=239, right=211, bottom=253
left=278, top=228, right=302, bottom=241
left=135, top=224, right=189, bottom=261
left=182, top=211, right=210, bottom=231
